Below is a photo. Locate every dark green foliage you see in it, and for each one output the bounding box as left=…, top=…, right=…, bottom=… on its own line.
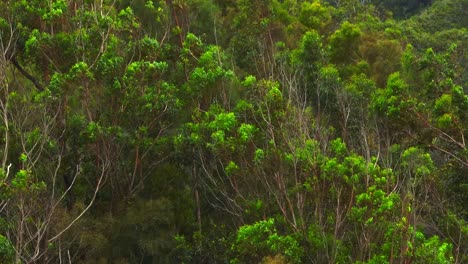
left=0, top=0, right=466, bottom=263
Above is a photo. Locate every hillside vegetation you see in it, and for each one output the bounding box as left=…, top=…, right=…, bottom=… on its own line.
left=0, top=0, right=466, bottom=263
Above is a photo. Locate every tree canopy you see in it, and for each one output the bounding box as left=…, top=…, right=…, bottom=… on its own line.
left=0, top=0, right=466, bottom=263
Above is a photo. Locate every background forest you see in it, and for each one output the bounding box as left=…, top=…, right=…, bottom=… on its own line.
left=0, top=0, right=467, bottom=263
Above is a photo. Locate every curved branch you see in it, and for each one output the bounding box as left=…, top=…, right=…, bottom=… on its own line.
left=10, top=56, right=44, bottom=91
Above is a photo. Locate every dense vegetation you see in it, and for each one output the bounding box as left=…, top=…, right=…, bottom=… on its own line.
left=0, top=0, right=466, bottom=263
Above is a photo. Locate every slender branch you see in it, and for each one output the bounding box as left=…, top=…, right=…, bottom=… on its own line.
left=48, top=158, right=109, bottom=243
left=10, top=56, right=44, bottom=91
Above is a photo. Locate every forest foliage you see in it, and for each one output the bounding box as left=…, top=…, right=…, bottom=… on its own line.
left=0, top=0, right=467, bottom=263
